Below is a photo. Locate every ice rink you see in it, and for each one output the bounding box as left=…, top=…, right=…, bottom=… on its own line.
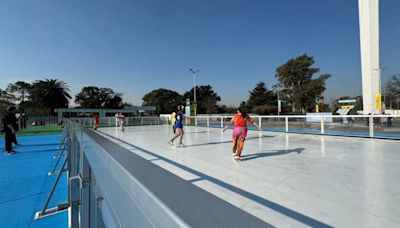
left=98, top=125, right=400, bottom=227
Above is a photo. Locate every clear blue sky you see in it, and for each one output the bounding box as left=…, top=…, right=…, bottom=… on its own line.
left=0, top=0, right=399, bottom=106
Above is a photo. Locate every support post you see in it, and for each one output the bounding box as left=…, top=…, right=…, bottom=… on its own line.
left=39, top=151, right=70, bottom=217
left=80, top=154, right=91, bottom=228
left=369, top=115, right=374, bottom=138
left=321, top=118, right=325, bottom=134
left=285, top=117, right=289, bottom=132
left=69, top=176, right=80, bottom=228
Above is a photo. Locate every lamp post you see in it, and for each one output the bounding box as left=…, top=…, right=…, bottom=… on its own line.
left=276, top=85, right=281, bottom=116
left=189, top=68, right=200, bottom=116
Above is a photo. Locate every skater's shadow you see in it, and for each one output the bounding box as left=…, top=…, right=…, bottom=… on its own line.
left=186, top=135, right=275, bottom=148
left=240, top=148, right=304, bottom=161
left=185, top=130, right=216, bottom=135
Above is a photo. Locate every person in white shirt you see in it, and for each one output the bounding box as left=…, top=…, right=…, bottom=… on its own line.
left=114, top=113, right=119, bottom=127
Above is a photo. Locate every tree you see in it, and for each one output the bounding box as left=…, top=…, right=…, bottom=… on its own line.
left=317, top=102, right=331, bottom=112
left=239, top=101, right=247, bottom=110
left=0, top=89, right=16, bottom=116
left=247, top=81, right=276, bottom=114
left=276, top=54, right=331, bottom=113
left=385, top=74, right=400, bottom=110
left=30, top=78, right=71, bottom=115
left=75, top=86, right=123, bottom=108
left=217, top=105, right=237, bottom=114
left=183, top=85, right=221, bottom=114
left=142, top=88, right=182, bottom=114
left=299, top=74, right=331, bottom=112
left=6, top=81, right=32, bottom=103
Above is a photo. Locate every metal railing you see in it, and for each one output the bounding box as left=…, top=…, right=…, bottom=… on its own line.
left=69, top=114, right=400, bottom=139
left=180, top=114, right=400, bottom=139
left=70, top=116, right=167, bottom=128
left=0, top=116, right=63, bottom=136
left=61, top=119, right=269, bottom=227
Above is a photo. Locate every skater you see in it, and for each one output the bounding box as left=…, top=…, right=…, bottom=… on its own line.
left=114, top=113, right=119, bottom=127
left=170, top=111, right=177, bottom=134
left=118, top=113, right=125, bottom=131
left=93, top=114, right=100, bottom=130
left=168, top=105, right=184, bottom=147
left=223, top=108, right=262, bottom=161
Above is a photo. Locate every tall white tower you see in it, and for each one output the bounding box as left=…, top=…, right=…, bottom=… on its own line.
left=359, top=0, right=380, bottom=114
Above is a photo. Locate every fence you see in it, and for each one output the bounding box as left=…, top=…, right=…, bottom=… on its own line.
left=66, top=114, right=400, bottom=139
left=0, top=116, right=62, bottom=136
left=181, top=114, right=400, bottom=139
left=70, top=116, right=166, bottom=128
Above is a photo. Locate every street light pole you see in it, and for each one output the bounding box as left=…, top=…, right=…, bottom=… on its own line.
left=189, top=68, right=200, bottom=116
left=277, top=88, right=280, bottom=116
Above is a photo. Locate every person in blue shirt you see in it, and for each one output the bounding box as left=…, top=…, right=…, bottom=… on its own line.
left=168, top=105, right=185, bottom=147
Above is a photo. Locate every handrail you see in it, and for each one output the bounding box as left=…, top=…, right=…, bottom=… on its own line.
left=67, top=114, right=400, bottom=139
left=192, top=114, right=400, bottom=118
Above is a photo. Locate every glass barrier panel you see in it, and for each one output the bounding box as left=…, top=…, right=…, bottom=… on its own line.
left=260, top=117, right=285, bottom=132
left=196, top=117, right=208, bottom=127
left=324, top=116, right=370, bottom=137
left=288, top=117, right=321, bottom=134
left=373, top=116, right=400, bottom=139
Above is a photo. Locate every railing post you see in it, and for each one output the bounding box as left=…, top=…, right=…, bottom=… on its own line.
left=285, top=117, right=289, bottom=132
left=221, top=116, right=223, bottom=128
left=195, top=116, right=198, bottom=126
left=69, top=176, right=80, bottom=228
left=321, top=118, right=325, bottom=134
left=369, top=115, right=374, bottom=138
left=69, top=136, right=77, bottom=176
left=81, top=153, right=91, bottom=228
left=207, top=116, right=210, bottom=127
left=258, top=117, right=262, bottom=129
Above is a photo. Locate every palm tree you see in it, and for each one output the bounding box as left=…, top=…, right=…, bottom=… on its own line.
left=30, top=78, right=72, bottom=115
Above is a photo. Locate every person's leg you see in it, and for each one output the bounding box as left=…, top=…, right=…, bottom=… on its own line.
left=236, top=139, right=245, bottom=157
left=170, top=129, right=181, bottom=143
left=232, top=127, right=240, bottom=155
left=5, top=131, right=13, bottom=152
left=12, top=133, right=18, bottom=145
left=232, top=137, right=238, bottom=155
left=178, top=128, right=184, bottom=145
left=236, top=128, right=248, bottom=158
